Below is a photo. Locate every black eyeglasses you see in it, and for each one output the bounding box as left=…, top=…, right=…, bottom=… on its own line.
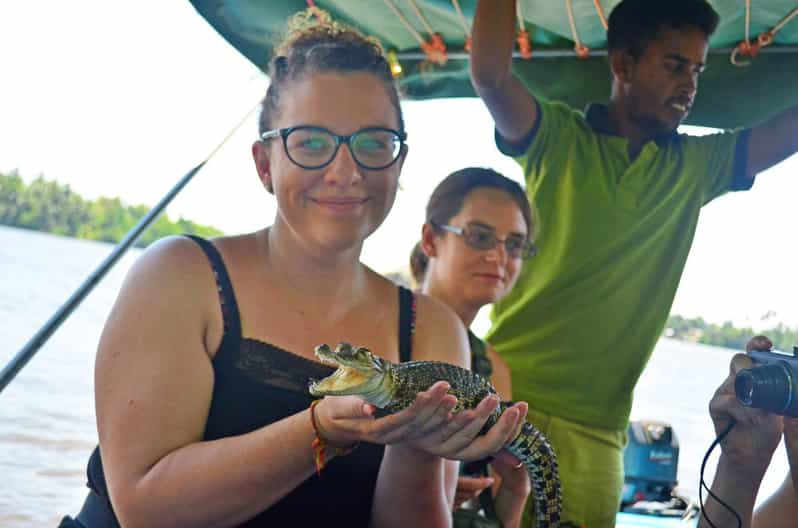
left=434, top=222, right=537, bottom=260
left=260, top=126, right=406, bottom=170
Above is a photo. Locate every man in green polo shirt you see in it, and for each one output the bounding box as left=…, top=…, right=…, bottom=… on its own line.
left=470, top=0, right=798, bottom=526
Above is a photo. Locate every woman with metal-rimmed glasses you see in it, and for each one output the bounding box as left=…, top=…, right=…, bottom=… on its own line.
left=409, top=167, right=536, bottom=528
left=431, top=222, right=537, bottom=261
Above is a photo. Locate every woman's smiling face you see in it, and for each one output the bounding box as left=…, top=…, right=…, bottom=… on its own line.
left=428, top=187, right=530, bottom=307
left=253, top=71, right=406, bottom=254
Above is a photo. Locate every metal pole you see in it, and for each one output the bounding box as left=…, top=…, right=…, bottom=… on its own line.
left=0, top=161, right=205, bottom=394
left=395, top=45, right=798, bottom=60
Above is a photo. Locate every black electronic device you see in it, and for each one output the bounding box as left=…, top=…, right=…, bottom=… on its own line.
left=735, top=346, right=798, bottom=417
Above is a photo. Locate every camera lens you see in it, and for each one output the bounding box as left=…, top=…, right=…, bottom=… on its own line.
left=735, top=363, right=798, bottom=416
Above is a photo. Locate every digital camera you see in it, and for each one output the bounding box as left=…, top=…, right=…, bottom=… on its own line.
left=735, top=346, right=798, bottom=417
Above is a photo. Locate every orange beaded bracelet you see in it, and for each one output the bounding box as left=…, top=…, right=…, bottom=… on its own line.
left=309, top=399, right=359, bottom=476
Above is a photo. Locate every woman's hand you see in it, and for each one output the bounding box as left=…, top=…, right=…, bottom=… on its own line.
left=709, top=340, right=783, bottom=479
left=312, top=381, right=457, bottom=447
left=452, top=453, right=530, bottom=508
left=399, top=396, right=528, bottom=462
left=490, top=450, right=531, bottom=501
left=453, top=475, right=494, bottom=510
left=314, top=382, right=529, bottom=461
left=698, top=336, right=793, bottom=528
left=491, top=451, right=531, bottom=528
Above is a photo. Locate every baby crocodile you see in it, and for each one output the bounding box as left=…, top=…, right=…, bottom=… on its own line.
left=308, top=342, right=562, bottom=528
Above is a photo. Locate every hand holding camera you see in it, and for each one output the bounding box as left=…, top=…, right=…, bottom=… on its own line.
left=735, top=335, right=798, bottom=417
left=699, top=336, right=798, bottom=528
left=734, top=336, right=798, bottom=491
left=710, top=340, right=783, bottom=480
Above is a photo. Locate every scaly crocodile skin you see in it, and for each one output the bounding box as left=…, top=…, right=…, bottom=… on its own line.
left=309, top=346, right=562, bottom=527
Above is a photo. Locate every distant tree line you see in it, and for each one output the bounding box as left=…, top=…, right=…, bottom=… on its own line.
left=0, top=170, right=223, bottom=247
left=665, top=314, right=798, bottom=352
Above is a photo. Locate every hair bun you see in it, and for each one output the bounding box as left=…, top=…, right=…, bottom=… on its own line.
left=276, top=7, right=385, bottom=57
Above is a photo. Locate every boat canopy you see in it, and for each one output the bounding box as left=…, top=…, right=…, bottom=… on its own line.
left=189, top=0, right=798, bottom=129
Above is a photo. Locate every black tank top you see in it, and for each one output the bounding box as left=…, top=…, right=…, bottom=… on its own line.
left=83, top=235, right=416, bottom=527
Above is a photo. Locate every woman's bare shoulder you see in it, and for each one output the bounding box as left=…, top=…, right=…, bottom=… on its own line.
left=132, top=232, right=258, bottom=287
left=106, top=235, right=234, bottom=354
left=411, top=292, right=469, bottom=367
left=125, top=235, right=218, bottom=289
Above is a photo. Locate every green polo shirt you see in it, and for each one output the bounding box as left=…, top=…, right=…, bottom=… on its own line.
left=486, top=100, right=754, bottom=431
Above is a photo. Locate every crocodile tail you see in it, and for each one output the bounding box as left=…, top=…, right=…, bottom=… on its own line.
left=504, top=421, right=562, bottom=528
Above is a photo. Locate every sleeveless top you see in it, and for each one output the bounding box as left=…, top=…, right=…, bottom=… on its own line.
left=81, top=235, right=417, bottom=527
left=467, top=329, right=492, bottom=380
left=460, top=330, right=493, bottom=482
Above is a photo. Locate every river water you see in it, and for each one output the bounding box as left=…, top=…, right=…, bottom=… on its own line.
left=0, top=225, right=789, bottom=526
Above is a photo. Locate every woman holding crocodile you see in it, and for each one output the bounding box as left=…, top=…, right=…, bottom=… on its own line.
left=59, top=8, right=528, bottom=528
left=409, top=167, right=536, bottom=528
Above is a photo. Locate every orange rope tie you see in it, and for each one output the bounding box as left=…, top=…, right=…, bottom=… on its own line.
left=516, top=0, right=532, bottom=60
left=382, top=0, right=446, bottom=65
left=732, top=0, right=754, bottom=66
left=565, top=0, right=590, bottom=59
left=420, top=34, right=448, bottom=65
left=407, top=0, right=448, bottom=64
left=733, top=3, right=798, bottom=66
left=517, top=30, right=533, bottom=59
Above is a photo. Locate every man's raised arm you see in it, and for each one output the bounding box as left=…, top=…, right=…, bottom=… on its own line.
left=747, top=104, right=798, bottom=178
left=470, top=0, right=539, bottom=148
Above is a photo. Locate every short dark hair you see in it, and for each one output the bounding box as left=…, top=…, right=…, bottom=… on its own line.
left=259, top=8, right=404, bottom=135
left=410, top=167, right=534, bottom=283
left=607, top=0, right=719, bottom=58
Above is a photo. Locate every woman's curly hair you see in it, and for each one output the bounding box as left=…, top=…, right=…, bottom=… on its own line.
left=276, top=7, right=385, bottom=57
left=259, top=7, right=403, bottom=135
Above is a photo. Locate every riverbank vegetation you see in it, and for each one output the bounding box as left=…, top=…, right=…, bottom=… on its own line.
left=0, top=170, right=222, bottom=246
left=665, top=315, right=798, bottom=352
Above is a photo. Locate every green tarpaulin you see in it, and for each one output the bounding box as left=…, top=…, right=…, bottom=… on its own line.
left=190, top=0, right=798, bottom=128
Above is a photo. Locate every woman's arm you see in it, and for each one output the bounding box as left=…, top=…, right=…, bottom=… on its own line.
left=370, top=296, right=528, bottom=526
left=699, top=351, right=783, bottom=528
left=753, top=474, right=798, bottom=528
left=486, top=345, right=530, bottom=528
left=96, top=237, right=331, bottom=528
left=370, top=295, right=468, bottom=526
left=753, top=417, right=798, bottom=528
left=451, top=345, right=523, bottom=512
left=471, top=0, right=539, bottom=146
